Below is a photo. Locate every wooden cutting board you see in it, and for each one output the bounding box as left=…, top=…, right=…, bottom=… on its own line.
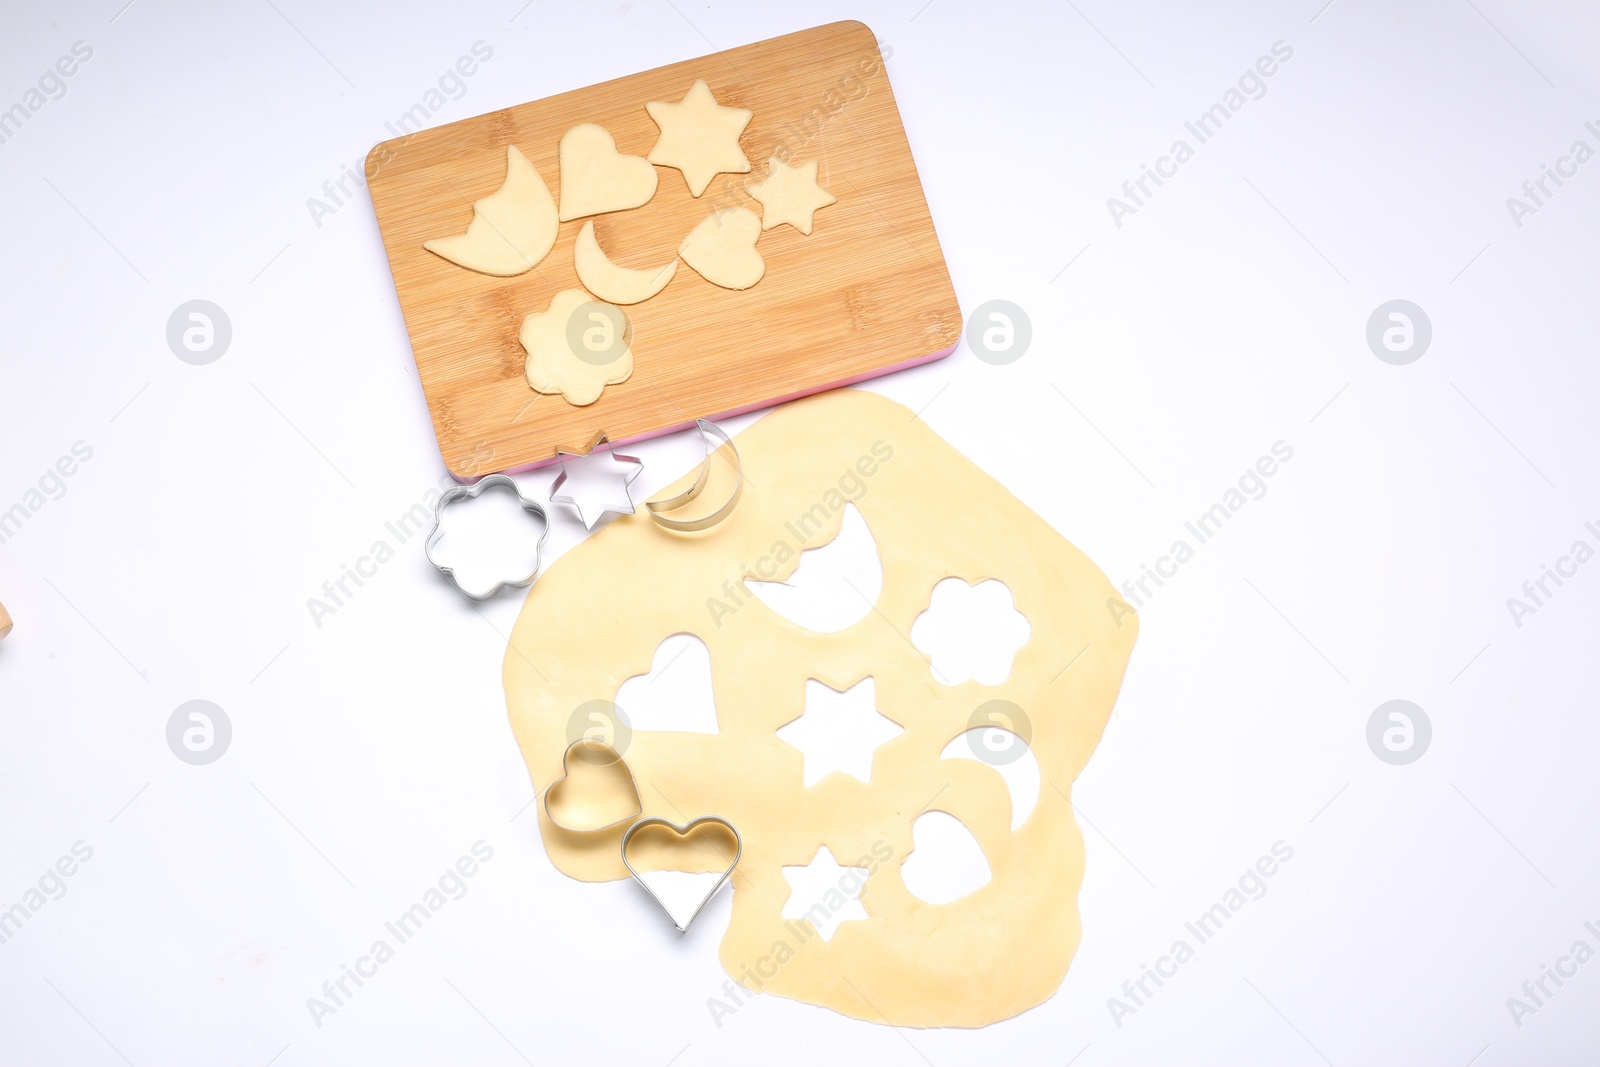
left=367, top=20, right=960, bottom=479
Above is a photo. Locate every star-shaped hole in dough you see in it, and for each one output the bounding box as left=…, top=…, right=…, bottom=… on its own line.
left=746, top=156, right=837, bottom=235
left=776, top=678, right=903, bottom=787
left=780, top=846, right=870, bottom=942
left=645, top=79, right=753, bottom=197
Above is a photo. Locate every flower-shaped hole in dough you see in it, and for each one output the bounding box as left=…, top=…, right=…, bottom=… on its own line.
left=910, top=578, right=1031, bottom=686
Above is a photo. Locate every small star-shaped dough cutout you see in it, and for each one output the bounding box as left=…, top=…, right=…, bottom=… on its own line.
left=776, top=678, right=903, bottom=787
left=780, top=847, right=870, bottom=941
left=645, top=79, right=752, bottom=197
left=746, top=156, right=837, bottom=235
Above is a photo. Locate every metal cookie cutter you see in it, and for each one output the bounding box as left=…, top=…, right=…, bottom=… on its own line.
left=645, top=419, right=744, bottom=533
left=424, top=474, right=550, bottom=601
left=549, top=431, right=644, bottom=530
left=542, top=738, right=643, bottom=833
left=621, top=815, right=743, bottom=933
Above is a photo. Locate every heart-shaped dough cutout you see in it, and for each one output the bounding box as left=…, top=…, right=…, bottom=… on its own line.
left=678, top=207, right=764, bottom=290
left=543, top=739, right=642, bottom=833
left=621, top=816, right=741, bottom=932
left=558, top=123, right=658, bottom=222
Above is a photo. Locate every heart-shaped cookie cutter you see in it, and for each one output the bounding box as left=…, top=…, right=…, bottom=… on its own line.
left=621, top=815, right=742, bottom=933
left=543, top=738, right=643, bottom=833
left=424, top=474, right=550, bottom=601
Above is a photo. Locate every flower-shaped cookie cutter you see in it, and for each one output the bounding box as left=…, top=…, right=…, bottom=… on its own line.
left=424, top=473, right=550, bottom=601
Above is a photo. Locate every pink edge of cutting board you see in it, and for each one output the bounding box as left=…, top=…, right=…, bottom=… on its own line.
left=468, top=340, right=961, bottom=482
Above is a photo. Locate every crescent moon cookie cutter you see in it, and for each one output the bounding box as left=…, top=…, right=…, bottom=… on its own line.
left=621, top=815, right=743, bottom=933
left=423, top=473, right=551, bottom=601
left=645, top=418, right=744, bottom=533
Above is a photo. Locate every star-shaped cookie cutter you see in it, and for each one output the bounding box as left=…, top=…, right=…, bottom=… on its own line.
left=549, top=430, right=644, bottom=529
left=424, top=473, right=551, bottom=601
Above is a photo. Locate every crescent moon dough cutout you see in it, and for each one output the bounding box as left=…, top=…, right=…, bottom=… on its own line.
left=558, top=123, right=659, bottom=222
left=678, top=208, right=765, bottom=291
left=423, top=145, right=558, bottom=277
left=574, top=221, right=678, bottom=305
left=504, top=389, right=1140, bottom=1028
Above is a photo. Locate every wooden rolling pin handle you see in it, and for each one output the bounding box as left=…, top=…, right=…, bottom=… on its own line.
left=0, top=600, right=12, bottom=641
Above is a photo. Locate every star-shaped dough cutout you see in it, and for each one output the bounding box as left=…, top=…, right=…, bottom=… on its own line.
left=645, top=79, right=752, bottom=197
left=746, top=156, right=837, bottom=235
left=776, top=678, right=903, bottom=787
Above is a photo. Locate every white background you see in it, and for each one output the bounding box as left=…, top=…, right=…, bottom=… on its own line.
left=2, top=0, right=1598, bottom=1063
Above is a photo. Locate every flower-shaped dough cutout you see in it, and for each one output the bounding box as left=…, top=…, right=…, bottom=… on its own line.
left=910, top=578, right=1031, bottom=685
left=747, top=156, right=837, bottom=235
left=520, top=289, right=633, bottom=406
left=646, top=79, right=753, bottom=196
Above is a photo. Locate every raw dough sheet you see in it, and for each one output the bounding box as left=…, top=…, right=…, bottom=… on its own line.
left=503, top=389, right=1138, bottom=1027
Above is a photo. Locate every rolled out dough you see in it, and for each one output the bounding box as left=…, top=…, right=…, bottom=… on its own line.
left=504, top=389, right=1139, bottom=1028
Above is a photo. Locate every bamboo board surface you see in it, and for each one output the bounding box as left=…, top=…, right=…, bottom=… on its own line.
left=367, top=20, right=960, bottom=479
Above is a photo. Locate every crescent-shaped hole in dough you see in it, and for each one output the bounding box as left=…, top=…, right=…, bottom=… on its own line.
left=939, top=728, right=1041, bottom=830
left=423, top=145, right=558, bottom=277
left=743, top=503, right=882, bottom=633
left=574, top=221, right=678, bottom=305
